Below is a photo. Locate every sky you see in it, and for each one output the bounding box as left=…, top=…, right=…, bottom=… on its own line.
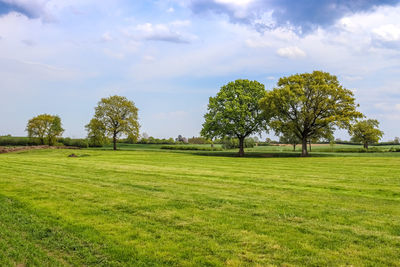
left=0, top=0, right=400, bottom=141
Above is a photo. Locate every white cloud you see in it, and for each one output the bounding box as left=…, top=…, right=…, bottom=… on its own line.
left=170, top=20, right=191, bottom=27
left=276, top=46, right=306, bottom=59
left=101, top=32, right=113, bottom=42
left=127, top=22, right=197, bottom=43
left=372, top=24, right=400, bottom=42
left=143, top=55, right=156, bottom=62
left=1, top=0, right=54, bottom=21
left=214, top=0, right=254, bottom=7
left=245, top=38, right=270, bottom=48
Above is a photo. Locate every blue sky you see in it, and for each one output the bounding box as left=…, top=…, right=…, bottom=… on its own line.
left=1, top=0, right=400, bottom=140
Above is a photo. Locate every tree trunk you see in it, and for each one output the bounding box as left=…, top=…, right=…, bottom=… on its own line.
left=309, top=140, right=312, bottom=152
left=364, top=142, right=368, bottom=149
left=238, top=137, right=245, bottom=157
left=301, top=137, right=308, bottom=157
left=293, top=143, right=296, bottom=151
left=113, top=132, right=117, bottom=150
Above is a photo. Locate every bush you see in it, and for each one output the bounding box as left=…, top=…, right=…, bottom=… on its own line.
left=137, top=137, right=175, bottom=145
left=187, top=137, right=210, bottom=144
left=221, top=138, right=255, bottom=149
left=58, top=138, right=89, bottom=148
left=0, top=136, right=41, bottom=146
left=389, top=147, right=400, bottom=152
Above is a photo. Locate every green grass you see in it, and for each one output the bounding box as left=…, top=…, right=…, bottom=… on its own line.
left=1, top=148, right=400, bottom=266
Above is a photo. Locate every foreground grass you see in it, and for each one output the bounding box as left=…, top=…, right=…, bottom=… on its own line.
left=0, top=149, right=399, bottom=266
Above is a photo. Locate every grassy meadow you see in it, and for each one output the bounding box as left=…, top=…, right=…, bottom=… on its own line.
left=1, top=146, right=400, bottom=266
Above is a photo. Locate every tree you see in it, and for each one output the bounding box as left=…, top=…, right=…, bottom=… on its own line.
left=260, top=71, right=363, bottom=157
left=350, top=119, right=383, bottom=149
left=308, top=126, right=334, bottom=152
left=279, top=129, right=301, bottom=151
left=394, top=137, right=400, bottom=144
left=26, top=114, right=64, bottom=145
left=85, top=118, right=108, bottom=147
left=175, top=135, right=188, bottom=143
left=201, top=79, right=268, bottom=157
left=87, top=95, right=139, bottom=150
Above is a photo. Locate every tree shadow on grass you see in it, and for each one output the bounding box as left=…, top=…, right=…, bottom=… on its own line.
left=181, top=150, right=336, bottom=158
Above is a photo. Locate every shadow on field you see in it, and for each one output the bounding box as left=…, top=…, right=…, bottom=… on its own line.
left=183, top=151, right=336, bottom=158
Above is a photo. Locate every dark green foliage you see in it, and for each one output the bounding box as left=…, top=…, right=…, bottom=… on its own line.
left=201, top=79, right=268, bottom=157
left=58, top=138, right=89, bottom=148
left=389, top=147, right=400, bottom=152
left=221, top=137, right=255, bottom=149
left=350, top=119, right=384, bottom=149
left=260, top=71, right=363, bottom=156
left=187, top=137, right=210, bottom=144
left=161, top=145, right=222, bottom=151
left=88, top=95, right=140, bottom=150
left=0, top=136, right=89, bottom=148
left=137, top=137, right=175, bottom=144
left=26, top=114, right=64, bottom=146
left=0, top=136, right=41, bottom=146
left=85, top=118, right=109, bottom=147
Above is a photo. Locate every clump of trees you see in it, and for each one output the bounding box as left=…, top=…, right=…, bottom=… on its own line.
left=26, top=114, right=64, bottom=145
left=259, top=71, right=363, bottom=156
left=350, top=119, right=384, bottom=149
left=86, top=95, right=140, bottom=150
left=201, top=79, right=269, bottom=157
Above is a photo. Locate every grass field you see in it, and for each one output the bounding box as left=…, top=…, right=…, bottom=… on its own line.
left=1, top=147, right=400, bottom=266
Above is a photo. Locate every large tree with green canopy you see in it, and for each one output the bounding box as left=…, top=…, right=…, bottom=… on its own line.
left=260, top=71, right=363, bottom=157
left=350, top=119, right=383, bottom=149
left=201, top=79, right=269, bottom=157
left=26, top=114, right=64, bottom=145
left=87, top=95, right=139, bottom=150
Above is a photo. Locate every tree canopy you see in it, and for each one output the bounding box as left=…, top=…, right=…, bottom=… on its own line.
left=260, top=71, right=363, bottom=156
left=26, top=114, right=64, bottom=145
left=87, top=95, right=139, bottom=150
left=85, top=118, right=108, bottom=147
left=201, top=79, right=268, bottom=157
left=350, top=119, right=383, bottom=149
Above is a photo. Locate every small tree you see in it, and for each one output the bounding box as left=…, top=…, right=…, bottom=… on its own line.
left=394, top=137, right=400, bottom=144
left=85, top=118, right=108, bottom=147
left=279, top=129, right=301, bottom=151
left=350, top=119, right=383, bottom=149
left=26, top=114, right=64, bottom=145
left=260, top=71, right=363, bottom=157
left=201, top=79, right=268, bottom=157
left=87, top=95, right=139, bottom=150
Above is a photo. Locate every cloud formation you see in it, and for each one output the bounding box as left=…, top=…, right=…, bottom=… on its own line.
left=276, top=46, right=306, bottom=59
left=188, top=0, right=400, bottom=33
left=127, top=21, right=196, bottom=44
left=0, top=0, right=51, bottom=20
